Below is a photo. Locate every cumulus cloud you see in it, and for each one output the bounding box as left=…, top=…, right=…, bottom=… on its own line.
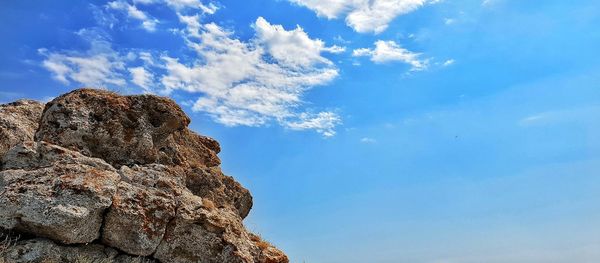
left=107, top=0, right=158, bottom=31
left=253, top=17, right=345, bottom=68
left=353, top=40, right=428, bottom=70
left=159, top=16, right=341, bottom=136
left=289, top=0, right=427, bottom=34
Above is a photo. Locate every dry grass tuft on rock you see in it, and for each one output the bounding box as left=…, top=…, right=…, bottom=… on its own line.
left=0, top=231, right=21, bottom=262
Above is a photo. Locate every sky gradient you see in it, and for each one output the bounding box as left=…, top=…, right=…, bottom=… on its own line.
left=1, top=0, right=600, bottom=262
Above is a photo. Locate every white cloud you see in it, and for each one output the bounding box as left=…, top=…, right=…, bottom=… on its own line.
left=285, top=112, right=341, bottom=137
left=164, top=0, right=218, bottom=13
left=360, top=137, right=377, bottom=143
left=107, top=0, right=158, bottom=31
left=289, top=0, right=427, bottom=34
left=334, top=35, right=351, bottom=44
left=443, top=59, right=455, bottom=66
left=519, top=106, right=600, bottom=127
left=138, top=51, right=155, bottom=65
left=160, top=16, right=341, bottom=136
left=133, top=0, right=159, bottom=4
left=352, top=40, right=428, bottom=70
left=133, top=0, right=218, bottom=14
left=482, top=0, right=496, bottom=6
left=253, top=17, right=345, bottom=69
left=39, top=37, right=128, bottom=87
left=324, top=45, right=347, bottom=54
left=129, top=67, right=154, bottom=92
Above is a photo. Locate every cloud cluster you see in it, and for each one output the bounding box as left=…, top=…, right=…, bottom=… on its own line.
left=353, top=40, right=428, bottom=70
left=289, top=0, right=427, bottom=33
left=162, top=15, right=342, bottom=136
left=39, top=0, right=438, bottom=137
left=40, top=2, right=343, bottom=137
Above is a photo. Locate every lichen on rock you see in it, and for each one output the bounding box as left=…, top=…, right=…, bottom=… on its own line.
left=0, top=88, right=288, bottom=263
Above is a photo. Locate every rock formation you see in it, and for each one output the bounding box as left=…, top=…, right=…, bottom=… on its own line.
left=0, top=89, right=288, bottom=263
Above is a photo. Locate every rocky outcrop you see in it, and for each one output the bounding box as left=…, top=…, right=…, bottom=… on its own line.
left=0, top=89, right=287, bottom=263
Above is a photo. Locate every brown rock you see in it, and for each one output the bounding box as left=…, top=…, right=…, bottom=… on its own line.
left=35, top=89, right=207, bottom=168
left=0, top=100, right=44, bottom=159
left=186, top=166, right=253, bottom=219
left=154, top=192, right=288, bottom=263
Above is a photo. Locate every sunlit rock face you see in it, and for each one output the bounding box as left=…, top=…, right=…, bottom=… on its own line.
left=0, top=88, right=288, bottom=263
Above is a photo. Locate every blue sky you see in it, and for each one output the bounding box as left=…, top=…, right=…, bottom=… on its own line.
left=1, top=0, right=600, bottom=262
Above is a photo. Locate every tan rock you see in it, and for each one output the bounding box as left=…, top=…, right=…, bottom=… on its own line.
left=154, top=192, right=288, bottom=263
left=1, top=237, right=156, bottom=263
left=0, top=100, right=44, bottom=158
left=186, top=166, right=253, bottom=219
left=0, top=142, right=120, bottom=244
left=35, top=89, right=219, bottom=169
left=102, top=181, right=176, bottom=256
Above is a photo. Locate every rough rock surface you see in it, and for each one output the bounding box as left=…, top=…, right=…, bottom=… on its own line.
left=2, top=238, right=155, bottom=263
left=0, top=142, right=119, bottom=244
left=0, top=100, right=44, bottom=159
left=0, top=89, right=288, bottom=263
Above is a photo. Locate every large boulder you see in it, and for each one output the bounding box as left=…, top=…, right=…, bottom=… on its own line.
left=0, top=142, right=120, bottom=244
left=0, top=100, right=44, bottom=158
left=0, top=88, right=288, bottom=263
left=35, top=89, right=219, bottom=169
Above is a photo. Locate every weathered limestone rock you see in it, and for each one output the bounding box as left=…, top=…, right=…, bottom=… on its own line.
left=0, top=100, right=44, bottom=158
left=154, top=192, right=286, bottom=263
left=2, top=238, right=156, bottom=263
left=0, top=142, right=120, bottom=244
left=35, top=89, right=219, bottom=169
left=186, top=166, right=253, bottom=219
left=0, top=88, right=288, bottom=263
left=102, top=181, right=176, bottom=256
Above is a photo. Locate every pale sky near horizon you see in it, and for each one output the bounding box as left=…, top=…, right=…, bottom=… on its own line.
left=1, top=0, right=600, bottom=262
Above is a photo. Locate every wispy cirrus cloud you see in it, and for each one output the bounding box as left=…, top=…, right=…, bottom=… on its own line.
left=38, top=29, right=129, bottom=87
left=129, top=66, right=154, bottom=92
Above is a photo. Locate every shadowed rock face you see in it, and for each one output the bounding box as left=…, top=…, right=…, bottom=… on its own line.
left=0, top=89, right=288, bottom=263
